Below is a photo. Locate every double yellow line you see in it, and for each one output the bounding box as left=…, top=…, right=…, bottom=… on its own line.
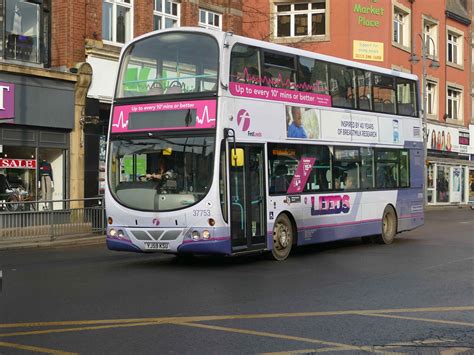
left=1, top=306, right=473, bottom=354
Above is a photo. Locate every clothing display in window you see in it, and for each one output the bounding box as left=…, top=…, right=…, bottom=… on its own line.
left=38, top=159, right=53, bottom=201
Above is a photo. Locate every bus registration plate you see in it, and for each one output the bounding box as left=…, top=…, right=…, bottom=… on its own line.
left=144, top=242, right=169, bottom=250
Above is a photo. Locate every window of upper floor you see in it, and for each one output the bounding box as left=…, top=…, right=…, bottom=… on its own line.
left=274, top=1, right=327, bottom=39
left=2, top=0, right=51, bottom=66
left=392, top=2, right=411, bottom=51
left=425, top=80, right=438, bottom=118
left=153, top=0, right=180, bottom=30
left=199, top=8, right=222, bottom=30
left=423, top=17, right=439, bottom=59
left=446, top=85, right=463, bottom=121
left=102, top=0, right=133, bottom=44
left=446, top=27, right=463, bottom=68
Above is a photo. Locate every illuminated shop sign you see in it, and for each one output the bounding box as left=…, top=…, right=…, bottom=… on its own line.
left=0, top=159, right=36, bottom=169
left=0, top=82, right=15, bottom=120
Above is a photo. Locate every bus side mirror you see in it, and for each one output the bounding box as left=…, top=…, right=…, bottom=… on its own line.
left=231, top=148, right=244, bottom=167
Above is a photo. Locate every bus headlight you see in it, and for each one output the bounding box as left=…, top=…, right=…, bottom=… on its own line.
left=192, top=231, right=200, bottom=241
left=109, top=228, right=117, bottom=237
left=117, top=230, right=126, bottom=239
left=202, top=230, right=210, bottom=240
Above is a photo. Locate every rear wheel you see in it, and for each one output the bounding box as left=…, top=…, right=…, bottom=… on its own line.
left=375, top=205, right=397, bottom=244
left=271, top=214, right=293, bottom=261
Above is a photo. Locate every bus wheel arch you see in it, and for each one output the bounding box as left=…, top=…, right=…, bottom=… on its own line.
left=376, top=204, right=398, bottom=245
left=271, top=212, right=295, bottom=261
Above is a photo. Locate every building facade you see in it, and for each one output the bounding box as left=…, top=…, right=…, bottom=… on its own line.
left=1, top=0, right=243, bottom=207
left=1, top=0, right=472, bottom=207
left=242, top=0, right=473, bottom=206
left=52, top=0, right=243, bottom=203
left=0, top=0, right=93, bottom=209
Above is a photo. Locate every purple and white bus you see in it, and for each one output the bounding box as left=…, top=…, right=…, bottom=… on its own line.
left=105, top=28, right=424, bottom=261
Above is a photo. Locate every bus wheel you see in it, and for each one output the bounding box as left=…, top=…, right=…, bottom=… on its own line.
left=376, top=205, right=397, bottom=245
left=272, top=214, right=293, bottom=261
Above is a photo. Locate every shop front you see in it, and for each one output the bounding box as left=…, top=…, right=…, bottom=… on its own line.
left=83, top=52, right=118, bottom=202
left=0, top=70, right=75, bottom=210
left=426, top=123, right=473, bottom=205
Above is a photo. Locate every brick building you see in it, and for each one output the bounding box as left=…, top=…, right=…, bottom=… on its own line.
left=241, top=0, right=473, bottom=205
left=0, top=0, right=243, bottom=205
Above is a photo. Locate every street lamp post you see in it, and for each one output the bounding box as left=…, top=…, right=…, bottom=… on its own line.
left=409, top=33, right=439, bottom=207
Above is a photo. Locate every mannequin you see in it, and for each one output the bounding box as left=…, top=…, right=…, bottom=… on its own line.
left=38, top=159, right=54, bottom=207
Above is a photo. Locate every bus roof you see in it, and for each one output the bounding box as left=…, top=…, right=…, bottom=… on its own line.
left=125, top=27, right=419, bottom=82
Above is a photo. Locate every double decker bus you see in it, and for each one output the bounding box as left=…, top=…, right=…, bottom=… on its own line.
left=106, top=28, right=424, bottom=261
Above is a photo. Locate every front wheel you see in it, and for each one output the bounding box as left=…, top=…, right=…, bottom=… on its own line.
left=271, top=214, right=294, bottom=261
left=375, top=205, right=397, bottom=244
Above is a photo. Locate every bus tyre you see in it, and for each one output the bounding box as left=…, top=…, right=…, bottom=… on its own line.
left=272, top=214, right=293, bottom=261
left=376, top=205, right=397, bottom=245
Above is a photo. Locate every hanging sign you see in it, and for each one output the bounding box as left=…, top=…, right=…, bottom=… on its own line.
left=0, top=82, right=15, bottom=120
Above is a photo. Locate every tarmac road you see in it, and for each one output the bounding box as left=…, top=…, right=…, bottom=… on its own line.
left=0, top=208, right=473, bottom=354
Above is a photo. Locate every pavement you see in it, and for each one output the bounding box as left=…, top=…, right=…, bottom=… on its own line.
left=0, top=233, right=105, bottom=251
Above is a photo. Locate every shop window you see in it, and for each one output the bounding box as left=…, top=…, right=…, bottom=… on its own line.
left=154, top=0, right=179, bottom=30
left=4, top=0, right=50, bottom=65
left=38, top=148, right=65, bottom=209
left=0, top=147, right=36, bottom=211
left=436, top=165, right=449, bottom=203
left=427, top=163, right=435, bottom=204
left=103, top=0, right=133, bottom=44
left=469, top=169, right=474, bottom=204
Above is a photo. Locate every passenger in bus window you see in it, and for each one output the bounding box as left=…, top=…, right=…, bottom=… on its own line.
left=287, top=106, right=307, bottom=139
left=345, top=175, right=355, bottom=189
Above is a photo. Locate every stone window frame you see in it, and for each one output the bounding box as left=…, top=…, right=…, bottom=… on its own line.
left=446, top=25, right=464, bottom=69
left=422, top=15, right=439, bottom=60
left=392, top=1, right=411, bottom=52
left=425, top=76, right=439, bottom=120
left=446, top=81, right=464, bottom=125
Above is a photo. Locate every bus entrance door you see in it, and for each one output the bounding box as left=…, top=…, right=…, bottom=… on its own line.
left=229, top=144, right=266, bottom=252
